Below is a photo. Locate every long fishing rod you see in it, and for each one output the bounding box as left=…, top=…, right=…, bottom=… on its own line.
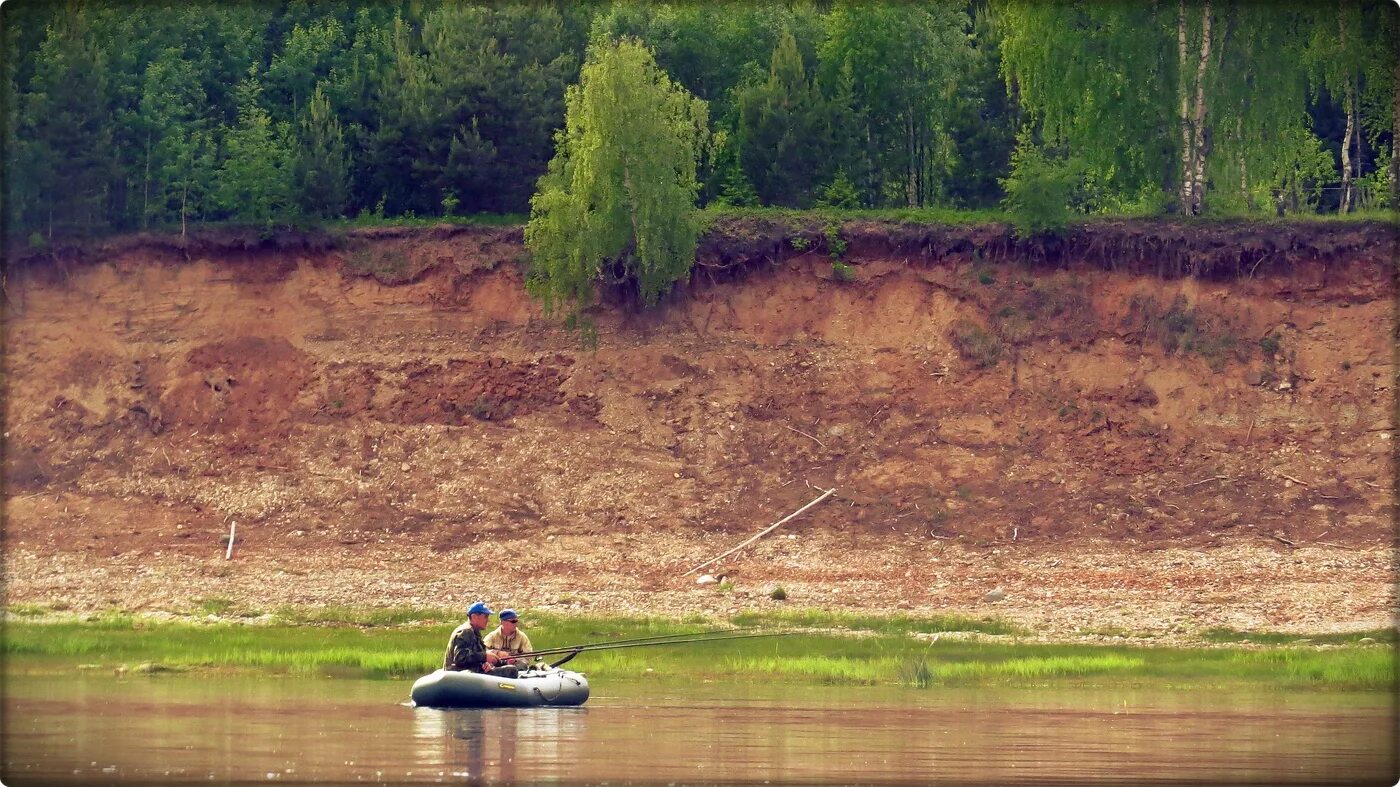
left=519, top=626, right=762, bottom=655
left=523, top=630, right=794, bottom=661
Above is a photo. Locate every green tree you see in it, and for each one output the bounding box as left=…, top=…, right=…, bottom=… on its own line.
left=525, top=38, right=709, bottom=320
left=266, top=17, right=345, bottom=122
left=1304, top=1, right=1397, bottom=212
left=590, top=2, right=820, bottom=124
left=816, top=170, right=861, bottom=209
left=734, top=28, right=829, bottom=206
left=323, top=9, right=395, bottom=216
left=818, top=1, right=971, bottom=207
left=136, top=46, right=209, bottom=228
left=293, top=85, right=349, bottom=218
left=945, top=2, right=1019, bottom=209
left=18, top=4, right=116, bottom=237
left=997, top=1, right=1352, bottom=216
left=98, top=3, right=273, bottom=229
left=370, top=4, right=580, bottom=216
left=998, top=1, right=1175, bottom=212
left=215, top=74, right=293, bottom=225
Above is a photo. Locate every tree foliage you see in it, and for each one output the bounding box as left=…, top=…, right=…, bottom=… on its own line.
left=215, top=75, right=293, bottom=225
left=734, top=28, right=829, bottom=207
left=997, top=0, right=1396, bottom=217
left=15, top=5, right=114, bottom=237
left=294, top=85, right=349, bottom=218
left=525, top=38, right=708, bottom=319
left=819, top=1, right=972, bottom=207
left=1, top=0, right=1393, bottom=244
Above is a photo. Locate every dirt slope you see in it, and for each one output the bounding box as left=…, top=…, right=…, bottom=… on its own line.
left=3, top=220, right=1395, bottom=636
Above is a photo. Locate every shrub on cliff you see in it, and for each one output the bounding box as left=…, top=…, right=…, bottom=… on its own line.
left=525, top=38, right=710, bottom=322
left=1000, top=136, right=1086, bottom=238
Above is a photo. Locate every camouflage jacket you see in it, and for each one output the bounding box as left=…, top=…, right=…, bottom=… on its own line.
left=442, top=622, right=488, bottom=672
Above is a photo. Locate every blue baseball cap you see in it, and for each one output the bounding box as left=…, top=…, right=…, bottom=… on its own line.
left=467, top=601, right=492, bottom=616
left=499, top=609, right=519, bottom=621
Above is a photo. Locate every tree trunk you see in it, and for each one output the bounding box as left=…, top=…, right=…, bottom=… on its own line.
left=143, top=131, right=152, bottom=229
left=905, top=108, right=916, bottom=207
left=1187, top=0, right=1213, bottom=215
left=1341, top=82, right=1355, bottom=213
left=1354, top=75, right=1365, bottom=206
left=1238, top=116, right=1254, bottom=211
left=1177, top=0, right=1193, bottom=212
left=1339, top=8, right=1354, bottom=213
left=1392, top=55, right=1400, bottom=207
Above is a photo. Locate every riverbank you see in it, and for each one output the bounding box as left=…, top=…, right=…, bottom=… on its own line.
left=4, top=611, right=1393, bottom=691
left=5, top=218, right=1394, bottom=655
left=6, top=537, right=1393, bottom=642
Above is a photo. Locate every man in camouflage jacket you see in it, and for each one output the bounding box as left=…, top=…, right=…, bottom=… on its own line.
left=443, top=601, right=519, bottom=678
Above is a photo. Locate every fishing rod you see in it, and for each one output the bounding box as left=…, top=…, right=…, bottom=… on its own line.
left=522, top=626, right=762, bottom=655
left=519, top=630, right=795, bottom=667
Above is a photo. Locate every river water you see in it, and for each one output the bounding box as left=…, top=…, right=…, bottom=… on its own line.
left=3, top=671, right=1394, bottom=784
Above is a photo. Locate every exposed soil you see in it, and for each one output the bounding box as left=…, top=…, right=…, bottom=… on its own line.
left=3, top=220, right=1396, bottom=638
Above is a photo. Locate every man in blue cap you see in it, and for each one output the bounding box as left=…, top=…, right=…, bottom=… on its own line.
left=484, top=609, right=534, bottom=668
left=443, top=601, right=519, bottom=678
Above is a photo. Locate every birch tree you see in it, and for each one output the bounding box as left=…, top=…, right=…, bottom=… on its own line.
left=525, top=38, right=709, bottom=320
left=999, top=0, right=1344, bottom=215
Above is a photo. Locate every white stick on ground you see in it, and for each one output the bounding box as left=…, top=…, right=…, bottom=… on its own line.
left=684, top=488, right=836, bottom=576
left=225, top=522, right=237, bottom=560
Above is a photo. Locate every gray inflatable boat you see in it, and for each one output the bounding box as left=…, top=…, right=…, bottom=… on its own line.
left=410, top=667, right=590, bottom=708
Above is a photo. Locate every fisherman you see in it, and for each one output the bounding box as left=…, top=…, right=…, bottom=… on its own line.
left=483, top=609, right=534, bottom=668
left=443, top=601, right=519, bottom=679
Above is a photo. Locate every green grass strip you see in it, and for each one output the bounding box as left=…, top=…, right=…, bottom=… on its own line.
left=3, top=613, right=1393, bottom=691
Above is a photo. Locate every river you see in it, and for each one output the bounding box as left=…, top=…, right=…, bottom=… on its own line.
left=3, top=671, right=1393, bottom=784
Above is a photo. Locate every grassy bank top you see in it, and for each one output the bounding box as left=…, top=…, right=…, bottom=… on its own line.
left=4, top=609, right=1393, bottom=692
left=8, top=207, right=1396, bottom=275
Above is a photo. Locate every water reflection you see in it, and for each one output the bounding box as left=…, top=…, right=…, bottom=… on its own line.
left=3, top=672, right=1392, bottom=784
left=413, top=704, right=587, bottom=782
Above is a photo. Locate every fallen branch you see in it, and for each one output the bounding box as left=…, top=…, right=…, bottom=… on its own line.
left=1316, top=494, right=1340, bottom=500
left=1362, top=481, right=1383, bottom=489
left=684, top=488, right=835, bottom=576
left=1278, top=473, right=1309, bottom=486
left=1271, top=533, right=1296, bottom=547
left=1181, top=475, right=1229, bottom=489
left=1245, top=417, right=1256, bottom=444
left=784, top=424, right=825, bottom=448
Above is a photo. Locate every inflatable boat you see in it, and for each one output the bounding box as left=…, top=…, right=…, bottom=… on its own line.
left=410, top=667, right=590, bottom=708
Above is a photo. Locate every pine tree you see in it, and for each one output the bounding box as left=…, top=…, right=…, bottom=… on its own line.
left=294, top=85, right=349, bottom=218
left=735, top=28, right=828, bottom=206
left=21, top=5, right=115, bottom=237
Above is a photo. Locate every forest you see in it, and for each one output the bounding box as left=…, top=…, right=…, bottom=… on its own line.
left=3, top=0, right=1397, bottom=245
